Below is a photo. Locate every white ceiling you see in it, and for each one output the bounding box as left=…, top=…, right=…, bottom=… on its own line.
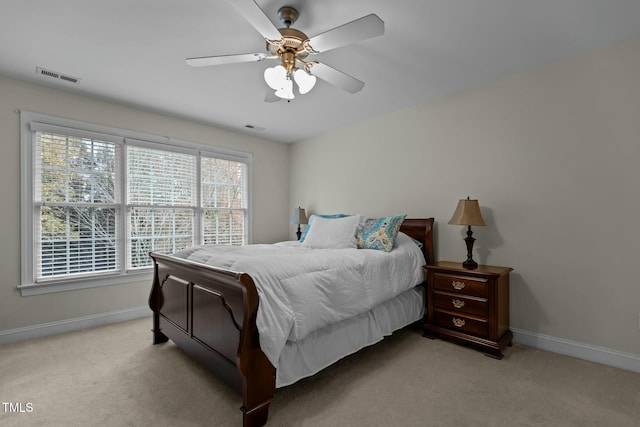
left=2, top=0, right=640, bottom=143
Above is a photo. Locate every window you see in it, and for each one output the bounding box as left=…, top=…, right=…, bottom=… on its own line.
left=21, top=112, right=251, bottom=295
left=200, top=156, right=248, bottom=246
left=35, top=129, right=120, bottom=279
left=127, top=144, right=197, bottom=270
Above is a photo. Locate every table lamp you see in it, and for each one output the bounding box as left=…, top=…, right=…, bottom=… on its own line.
left=289, top=207, right=308, bottom=240
left=448, top=197, right=486, bottom=269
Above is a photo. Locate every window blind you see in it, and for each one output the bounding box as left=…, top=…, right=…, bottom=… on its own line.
left=127, top=145, right=197, bottom=269
left=201, top=156, right=248, bottom=245
left=34, top=130, right=121, bottom=280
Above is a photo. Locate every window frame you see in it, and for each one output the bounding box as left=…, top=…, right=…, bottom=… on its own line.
left=20, top=111, right=252, bottom=296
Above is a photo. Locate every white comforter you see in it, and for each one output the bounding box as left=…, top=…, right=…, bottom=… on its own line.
left=171, top=232, right=425, bottom=368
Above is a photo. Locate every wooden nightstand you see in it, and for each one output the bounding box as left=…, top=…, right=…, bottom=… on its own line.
left=424, top=261, right=513, bottom=359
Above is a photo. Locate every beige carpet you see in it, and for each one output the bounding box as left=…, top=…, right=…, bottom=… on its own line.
left=1, top=318, right=639, bottom=427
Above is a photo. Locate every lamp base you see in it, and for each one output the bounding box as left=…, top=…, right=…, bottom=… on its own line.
left=462, top=259, right=478, bottom=270
left=462, top=226, right=478, bottom=270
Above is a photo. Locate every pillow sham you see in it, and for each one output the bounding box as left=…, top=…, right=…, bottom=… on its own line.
left=356, top=215, right=407, bottom=252
left=299, top=213, right=351, bottom=242
left=301, top=215, right=362, bottom=249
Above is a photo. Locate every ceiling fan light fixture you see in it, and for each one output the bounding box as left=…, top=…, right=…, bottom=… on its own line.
left=274, top=78, right=295, bottom=100
left=265, top=64, right=315, bottom=99
left=293, top=68, right=316, bottom=94
left=264, top=65, right=287, bottom=90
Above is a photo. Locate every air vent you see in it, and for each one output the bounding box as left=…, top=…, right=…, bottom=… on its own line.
left=35, top=67, right=80, bottom=84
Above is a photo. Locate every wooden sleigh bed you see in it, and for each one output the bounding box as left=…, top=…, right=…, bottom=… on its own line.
left=148, top=217, right=434, bottom=427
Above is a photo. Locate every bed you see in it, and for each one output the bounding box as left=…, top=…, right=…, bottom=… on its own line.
left=148, top=217, right=434, bottom=427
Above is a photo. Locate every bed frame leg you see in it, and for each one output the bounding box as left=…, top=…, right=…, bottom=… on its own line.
left=152, top=329, right=169, bottom=345
left=151, top=312, right=169, bottom=345
left=241, top=399, right=271, bottom=427
left=239, top=363, right=275, bottom=427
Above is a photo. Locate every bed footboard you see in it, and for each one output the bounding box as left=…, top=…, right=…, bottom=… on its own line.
left=149, top=252, right=275, bottom=427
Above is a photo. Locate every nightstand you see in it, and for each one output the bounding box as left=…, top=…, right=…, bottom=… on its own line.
left=424, top=261, right=513, bottom=359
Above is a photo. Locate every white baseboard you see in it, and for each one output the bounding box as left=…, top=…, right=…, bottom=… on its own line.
left=0, top=306, right=151, bottom=346
left=512, top=327, right=640, bottom=374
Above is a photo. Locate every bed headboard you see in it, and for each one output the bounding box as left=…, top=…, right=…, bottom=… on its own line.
left=400, top=218, right=435, bottom=265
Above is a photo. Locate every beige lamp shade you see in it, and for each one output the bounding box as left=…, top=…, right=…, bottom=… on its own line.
left=289, top=207, right=308, bottom=225
left=448, top=199, right=486, bottom=226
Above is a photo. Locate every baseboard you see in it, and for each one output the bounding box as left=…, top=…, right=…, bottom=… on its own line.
left=0, top=306, right=151, bottom=346
left=512, top=327, right=640, bottom=374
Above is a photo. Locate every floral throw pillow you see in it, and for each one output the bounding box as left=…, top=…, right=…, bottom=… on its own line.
left=356, top=215, right=407, bottom=252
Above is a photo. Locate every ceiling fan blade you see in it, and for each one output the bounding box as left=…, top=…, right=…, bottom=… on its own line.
left=264, top=90, right=281, bottom=103
left=186, top=53, right=271, bottom=67
left=226, top=0, right=282, bottom=41
left=309, top=63, right=365, bottom=94
left=307, top=14, right=384, bottom=53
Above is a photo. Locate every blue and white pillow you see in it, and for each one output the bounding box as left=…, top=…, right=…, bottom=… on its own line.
left=356, top=215, right=407, bottom=252
left=299, top=213, right=351, bottom=242
left=301, top=215, right=362, bottom=249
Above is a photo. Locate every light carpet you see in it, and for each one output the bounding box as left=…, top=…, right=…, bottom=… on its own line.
left=1, top=318, right=639, bottom=426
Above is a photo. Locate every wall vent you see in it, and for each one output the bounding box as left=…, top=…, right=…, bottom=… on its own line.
left=35, top=67, right=80, bottom=84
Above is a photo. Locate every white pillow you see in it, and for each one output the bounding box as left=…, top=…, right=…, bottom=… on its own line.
left=301, top=215, right=362, bottom=249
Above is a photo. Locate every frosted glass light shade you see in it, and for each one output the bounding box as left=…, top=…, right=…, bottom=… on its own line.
left=275, top=78, right=295, bottom=99
left=293, top=69, right=317, bottom=94
left=264, top=65, right=287, bottom=90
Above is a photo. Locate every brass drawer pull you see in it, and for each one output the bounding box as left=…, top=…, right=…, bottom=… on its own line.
left=452, top=317, right=466, bottom=328
left=452, top=299, right=465, bottom=309
left=452, top=280, right=466, bottom=290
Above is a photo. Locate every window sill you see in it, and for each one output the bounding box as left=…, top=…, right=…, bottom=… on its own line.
left=19, top=271, right=153, bottom=296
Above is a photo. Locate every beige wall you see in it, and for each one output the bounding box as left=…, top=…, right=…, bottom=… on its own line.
left=290, top=35, right=640, bottom=356
left=2, top=35, right=639, bottom=359
left=0, top=76, right=290, bottom=331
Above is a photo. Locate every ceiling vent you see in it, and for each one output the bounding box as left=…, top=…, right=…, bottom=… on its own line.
left=35, top=67, right=80, bottom=84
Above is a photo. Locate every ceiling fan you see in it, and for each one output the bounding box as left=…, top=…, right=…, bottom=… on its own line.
left=186, top=0, right=385, bottom=100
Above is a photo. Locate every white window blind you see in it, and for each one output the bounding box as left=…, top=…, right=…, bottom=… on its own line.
left=127, top=145, right=197, bottom=269
left=201, top=156, right=248, bottom=245
left=34, top=129, right=121, bottom=281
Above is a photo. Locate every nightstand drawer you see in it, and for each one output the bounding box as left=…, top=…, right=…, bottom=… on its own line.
left=432, top=273, right=488, bottom=298
left=432, top=291, right=488, bottom=317
left=433, top=311, right=488, bottom=338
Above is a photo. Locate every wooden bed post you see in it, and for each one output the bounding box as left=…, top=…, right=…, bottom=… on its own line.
left=236, top=274, right=276, bottom=427
left=149, top=260, right=168, bottom=345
